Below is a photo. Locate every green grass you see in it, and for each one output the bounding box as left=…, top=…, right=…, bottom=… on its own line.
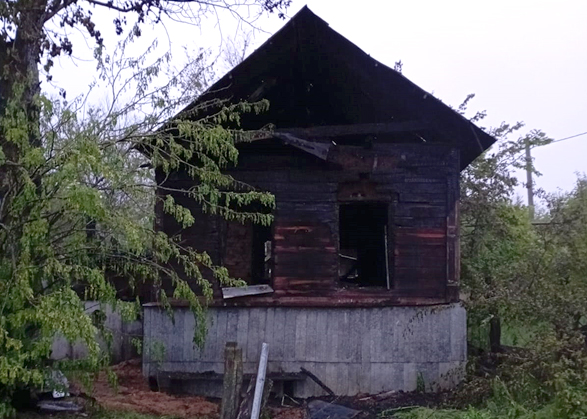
left=386, top=403, right=567, bottom=419
left=468, top=321, right=549, bottom=352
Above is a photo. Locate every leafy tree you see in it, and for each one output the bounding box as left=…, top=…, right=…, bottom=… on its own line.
left=456, top=94, right=552, bottom=351
left=0, top=1, right=285, bottom=414
left=403, top=177, right=587, bottom=418
left=396, top=96, right=587, bottom=417
left=456, top=95, right=587, bottom=416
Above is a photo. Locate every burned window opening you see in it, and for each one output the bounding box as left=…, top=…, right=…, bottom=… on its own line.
left=339, top=203, right=390, bottom=288
left=251, top=224, right=272, bottom=284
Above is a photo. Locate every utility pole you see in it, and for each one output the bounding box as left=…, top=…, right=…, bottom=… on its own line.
left=525, top=138, right=535, bottom=220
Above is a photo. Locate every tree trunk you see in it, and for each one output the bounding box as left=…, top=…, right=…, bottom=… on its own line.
left=489, top=316, right=502, bottom=353
left=0, top=2, right=45, bottom=225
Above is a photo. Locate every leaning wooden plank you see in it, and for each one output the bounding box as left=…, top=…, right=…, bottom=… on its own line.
left=300, top=367, right=335, bottom=397
left=222, top=285, right=274, bottom=299
left=276, top=133, right=331, bottom=160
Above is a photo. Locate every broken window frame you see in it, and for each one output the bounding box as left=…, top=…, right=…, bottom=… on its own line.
left=251, top=222, right=274, bottom=285
left=337, top=201, right=393, bottom=290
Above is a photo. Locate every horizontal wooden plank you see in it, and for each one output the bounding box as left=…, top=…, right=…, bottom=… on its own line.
left=328, top=149, right=398, bottom=172
left=276, top=202, right=337, bottom=213
left=394, top=284, right=445, bottom=294
left=370, top=173, right=447, bottom=184
left=274, top=257, right=338, bottom=270
left=377, top=182, right=447, bottom=194
left=277, top=121, right=428, bottom=138
left=287, top=170, right=357, bottom=183
left=275, top=278, right=336, bottom=291
left=394, top=261, right=447, bottom=293
left=395, top=244, right=447, bottom=258
left=394, top=203, right=447, bottom=218
left=274, top=245, right=337, bottom=254
left=398, top=192, right=446, bottom=204
left=414, top=166, right=458, bottom=176
left=273, top=222, right=335, bottom=247
left=274, top=252, right=338, bottom=266
left=274, top=235, right=333, bottom=247
left=272, top=191, right=337, bottom=203
left=234, top=154, right=328, bottom=170
left=372, top=143, right=454, bottom=156
left=222, top=284, right=274, bottom=299
left=394, top=228, right=446, bottom=246
left=229, top=170, right=290, bottom=183
left=394, top=255, right=446, bottom=268
left=273, top=263, right=338, bottom=278
left=240, top=181, right=338, bottom=194
left=273, top=277, right=334, bottom=286
left=283, top=283, right=336, bottom=291
left=161, top=290, right=452, bottom=307
left=272, top=277, right=335, bottom=291
left=395, top=265, right=447, bottom=278
left=393, top=217, right=446, bottom=228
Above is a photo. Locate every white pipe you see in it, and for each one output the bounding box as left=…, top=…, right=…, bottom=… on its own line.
left=250, top=342, right=269, bottom=419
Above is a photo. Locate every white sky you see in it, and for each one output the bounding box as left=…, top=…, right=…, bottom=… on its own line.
left=51, top=0, right=587, bottom=198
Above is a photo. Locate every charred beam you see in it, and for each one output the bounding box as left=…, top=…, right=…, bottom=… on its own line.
left=279, top=121, right=428, bottom=138
left=274, top=133, right=331, bottom=160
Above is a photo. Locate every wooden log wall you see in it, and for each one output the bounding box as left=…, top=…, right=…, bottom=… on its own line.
left=225, top=170, right=339, bottom=294
left=156, top=143, right=460, bottom=304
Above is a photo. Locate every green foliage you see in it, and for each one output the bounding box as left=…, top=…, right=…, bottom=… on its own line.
left=412, top=97, right=587, bottom=419
left=394, top=374, right=587, bottom=419
left=416, top=372, right=425, bottom=393
left=457, top=96, right=553, bottom=350
left=392, top=407, right=494, bottom=419
left=0, top=34, right=275, bottom=416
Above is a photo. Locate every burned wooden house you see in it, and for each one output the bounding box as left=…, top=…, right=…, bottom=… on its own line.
left=143, top=7, right=495, bottom=397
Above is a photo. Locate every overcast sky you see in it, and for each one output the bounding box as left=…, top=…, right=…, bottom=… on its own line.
left=52, top=0, right=587, bottom=200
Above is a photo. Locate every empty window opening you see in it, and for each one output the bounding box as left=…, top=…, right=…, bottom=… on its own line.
left=251, top=224, right=272, bottom=284
left=339, top=203, right=390, bottom=288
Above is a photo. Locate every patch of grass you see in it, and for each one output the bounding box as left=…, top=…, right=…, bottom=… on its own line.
left=468, top=321, right=549, bottom=352
left=387, top=406, right=493, bottom=419
left=390, top=404, right=564, bottom=419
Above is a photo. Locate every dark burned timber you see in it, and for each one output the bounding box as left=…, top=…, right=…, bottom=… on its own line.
left=141, top=5, right=496, bottom=399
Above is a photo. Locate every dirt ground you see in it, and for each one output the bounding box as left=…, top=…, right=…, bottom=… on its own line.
left=89, top=359, right=220, bottom=418
left=88, top=359, right=309, bottom=419
left=84, top=359, right=461, bottom=419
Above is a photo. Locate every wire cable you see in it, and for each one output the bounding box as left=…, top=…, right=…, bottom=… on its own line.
left=549, top=131, right=587, bottom=144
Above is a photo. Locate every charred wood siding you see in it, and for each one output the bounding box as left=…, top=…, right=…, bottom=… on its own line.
left=223, top=221, right=254, bottom=283
left=155, top=143, right=460, bottom=305
left=227, top=169, right=339, bottom=294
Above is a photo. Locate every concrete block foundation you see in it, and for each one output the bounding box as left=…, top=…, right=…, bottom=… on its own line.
left=142, top=304, right=466, bottom=397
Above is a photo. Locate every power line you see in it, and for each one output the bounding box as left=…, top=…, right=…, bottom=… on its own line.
left=524, top=130, right=587, bottom=211
left=549, top=131, right=587, bottom=144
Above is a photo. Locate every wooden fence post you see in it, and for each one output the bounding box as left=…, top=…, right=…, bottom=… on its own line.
left=220, top=342, right=243, bottom=419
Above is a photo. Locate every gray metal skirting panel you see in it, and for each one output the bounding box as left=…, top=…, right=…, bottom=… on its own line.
left=143, top=304, right=466, bottom=397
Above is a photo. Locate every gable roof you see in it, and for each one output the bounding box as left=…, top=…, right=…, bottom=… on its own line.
left=184, top=6, right=495, bottom=170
